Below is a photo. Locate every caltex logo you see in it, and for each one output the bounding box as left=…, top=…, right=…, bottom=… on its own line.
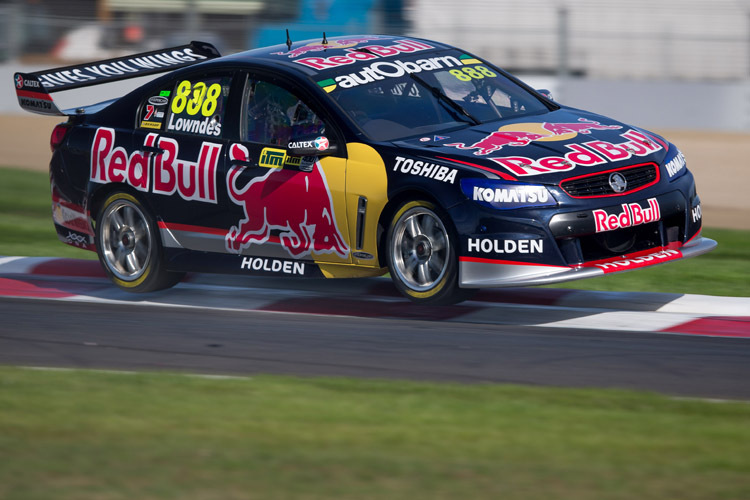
left=14, top=74, right=23, bottom=89
left=314, top=136, right=329, bottom=151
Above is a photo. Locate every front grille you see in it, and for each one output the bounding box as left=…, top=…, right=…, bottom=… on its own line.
left=560, top=163, right=658, bottom=198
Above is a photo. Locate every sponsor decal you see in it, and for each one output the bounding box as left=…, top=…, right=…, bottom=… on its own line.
left=225, top=144, right=349, bottom=259
left=458, top=54, right=483, bottom=65
left=140, top=103, right=165, bottom=129
left=288, top=136, right=329, bottom=150
left=293, top=39, right=434, bottom=70
left=140, top=120, right=162, bottom=129
left=665, top=150, right=686, bottom=178
left=445, top=119, right=622, bottom=156
left=272, top=36, right=390, bottom=58
left=487, top=130, right=662, bottom=177
left=328, top=55, right=461, bottom=89
left=259, top=147, right=287, bottom=168
left=468, top=238, right=544, bottom=254
left=692, top=204, right=702, bottom=223
left=592, top=198, right=660, bottom=233
left=18, top=97, right=52, bottom=110
left=314, top=136, right=329, bottom=151
left=419, top=137, right=431, bottom=142
left=352, top=251, right=374, bottom=260
left=90, top=127, right=220, bottom=203
left=284, top=155, right=316, bottom=170
left=240, top=256, right=305, bottom=275
left=593, top=249, right=681, bottom=273
left=159, top=90, right=171, bottom=97
left=469, top=183, right=555, bottom=209
left=65, top=231, right=89, bottom=247
left=317, top=78, right=337, bottom=93
left=52, top=197, right=90, bottom=234
left=148, top=95, right=169, bottom=106
left=35, top=47, right=209, bottom=89
left=14, top=73, right=41, bottom=89
left=393, top=156, right=457, bottom=184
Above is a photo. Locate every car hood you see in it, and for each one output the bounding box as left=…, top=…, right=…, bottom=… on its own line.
left=392, top=108, right=670, bottom=184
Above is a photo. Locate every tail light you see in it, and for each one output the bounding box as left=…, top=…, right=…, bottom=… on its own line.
left=50, top=123, right=70, bottom=152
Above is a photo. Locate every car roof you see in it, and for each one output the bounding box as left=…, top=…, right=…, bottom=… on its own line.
left=208, top=34, right=457, bottom=76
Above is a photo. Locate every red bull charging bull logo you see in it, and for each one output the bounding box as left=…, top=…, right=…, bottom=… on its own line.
left=225, top=144, right=350, bottom=259
left=445, top=119, right=622, bottom=155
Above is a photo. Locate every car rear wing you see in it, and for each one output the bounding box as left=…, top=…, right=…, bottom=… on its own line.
left=13, top=41, right=221, bottom=116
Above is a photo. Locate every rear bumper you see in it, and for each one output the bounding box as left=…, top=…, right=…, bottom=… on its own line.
left=459, top=236, right=716, bottom=288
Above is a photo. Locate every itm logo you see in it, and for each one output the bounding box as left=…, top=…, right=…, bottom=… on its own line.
left=259, top=147, right=286, bottom=169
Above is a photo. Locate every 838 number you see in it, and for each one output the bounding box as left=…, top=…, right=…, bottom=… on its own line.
left=171, top=80, right=222, bottom=116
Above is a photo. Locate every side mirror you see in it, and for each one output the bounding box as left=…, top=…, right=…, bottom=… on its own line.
left=287, top=134, right=338, bottom=157
left=536, top=89, right=554, bottom=101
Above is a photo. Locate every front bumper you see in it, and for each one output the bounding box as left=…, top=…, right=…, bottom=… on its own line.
left=459, top=235, right=716, bottom=288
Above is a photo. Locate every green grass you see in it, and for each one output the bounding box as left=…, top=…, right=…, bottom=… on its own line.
left=0, top=166, right=747, bottom=294
left=1, top=367, right=749, bottom=500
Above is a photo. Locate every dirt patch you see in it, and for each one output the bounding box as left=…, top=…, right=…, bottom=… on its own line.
left=1, top=115, right=747, bottom=230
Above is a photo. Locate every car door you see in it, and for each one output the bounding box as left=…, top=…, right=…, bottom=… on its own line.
left=131, top=70, right=237, bottom=254
left=223, top=72, right=352, bottom=266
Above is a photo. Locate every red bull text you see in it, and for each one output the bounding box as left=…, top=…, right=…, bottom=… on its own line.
left=90, top=127, right=220, bottom=203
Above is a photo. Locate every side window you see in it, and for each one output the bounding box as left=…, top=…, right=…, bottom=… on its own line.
left=138, top=88, right=172, bottom=130
left=163, top=75, right=232, bottom=138
left=243, top=79, right=325, bottom=146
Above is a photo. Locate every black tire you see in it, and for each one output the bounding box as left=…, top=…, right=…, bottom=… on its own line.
left=94, top=192, right=183, bottom=293
left=386, top=200, right=475, bottom=305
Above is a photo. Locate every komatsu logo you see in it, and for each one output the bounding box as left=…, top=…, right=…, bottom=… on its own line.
left=473, top=186, right=549, bottom=204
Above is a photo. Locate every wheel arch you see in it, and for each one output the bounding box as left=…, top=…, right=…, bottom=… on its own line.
left=376, top=187, right=456, bottom=268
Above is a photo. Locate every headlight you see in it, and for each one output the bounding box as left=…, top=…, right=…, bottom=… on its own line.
left=460, top=178, right=557, bottom=210
left=663, top=147, right=687, bottom=181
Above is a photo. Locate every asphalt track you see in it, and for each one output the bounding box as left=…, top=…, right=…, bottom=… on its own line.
left=1, top=257, right=749, bottom=399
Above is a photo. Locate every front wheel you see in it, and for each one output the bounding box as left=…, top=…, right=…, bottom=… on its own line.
left=386, top=200, right=474, bottom=305
left=95, top=192, right=183, bottom=293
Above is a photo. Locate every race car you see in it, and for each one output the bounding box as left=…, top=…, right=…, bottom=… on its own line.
left=14, top=35, right=716, bottom=304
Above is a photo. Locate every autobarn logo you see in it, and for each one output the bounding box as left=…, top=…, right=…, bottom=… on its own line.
left=327, top=56, right=462, bottom=89
left=293, top=39, right=434, bottom=70
left=593, top=198, right=660, bottom=233
left=90, top=127, right=220, bottom=203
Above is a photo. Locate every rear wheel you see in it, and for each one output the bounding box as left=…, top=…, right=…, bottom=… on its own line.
left=386, top=200, right=474, bottom=305
left=95, top=192, right=183, bottom=292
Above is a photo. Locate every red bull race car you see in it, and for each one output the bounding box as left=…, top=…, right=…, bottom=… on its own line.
left=14, top=35, right=716, bottom=304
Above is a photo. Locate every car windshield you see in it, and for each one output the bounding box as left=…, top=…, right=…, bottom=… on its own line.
left=317, top=49, right=551, bottom=141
